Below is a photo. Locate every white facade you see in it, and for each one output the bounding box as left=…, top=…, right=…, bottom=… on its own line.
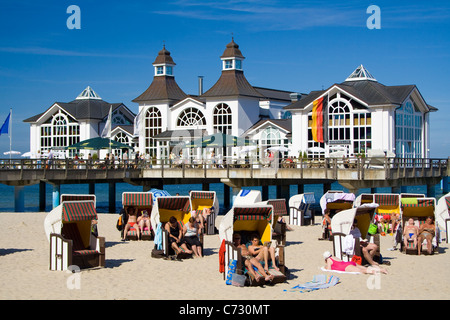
left=285, top=66, right=435, bottom=159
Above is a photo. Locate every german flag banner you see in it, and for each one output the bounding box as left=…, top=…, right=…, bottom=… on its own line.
left=312, top=97, right=326, bottom=143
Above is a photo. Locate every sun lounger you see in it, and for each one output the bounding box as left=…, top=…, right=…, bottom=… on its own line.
left=45, top=200, right=105, bottom=271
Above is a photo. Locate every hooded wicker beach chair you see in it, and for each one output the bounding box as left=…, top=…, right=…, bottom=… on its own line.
left=151, top=196, right=201, bottom=258
left=320, top=190, right=355, bottom=218
left=289, top=193, right=316, bottom=226
left=189, top=190, right=219, bottom=235
left=121, top=192, right=154, bottom=240
left=219, top=205, right=287, bottom=286
left=45, top=199, right=105, bottom=271
left=331, top=204, right=379, bottom=263
left=400, top=197, right=438, bottom=255
left=435, top=192, right=450, bottom=243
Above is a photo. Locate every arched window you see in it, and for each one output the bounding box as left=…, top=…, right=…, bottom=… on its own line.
left=177, top=107, right=206, bottom=127
left=144, top=107, right=162, bottom=157
left=213, top=103, right=232, bottom=134
left=40, top=109, right=79, bottom=157
left=307, top=95, right=372, bottom=157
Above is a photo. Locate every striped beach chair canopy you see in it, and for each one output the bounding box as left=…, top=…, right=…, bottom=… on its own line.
left=190, top=191, right=215, bottom=200
left=157, top=196, right=191, bottom=212
left=267, top=199, right=287, bottom=216
left=401, top=198, right=435, bottom=218
left=374, top=194, right=399, bottom=207
left=61, top=200, right=97, bottom=222
left=61, top=194, right=96, bottom=207
left=122, top=192, right=153, bottom=207
left=233, top=206, right=273, bottom=222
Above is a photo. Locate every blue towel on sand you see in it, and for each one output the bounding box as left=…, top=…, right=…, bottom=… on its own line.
left=284, top=275, right=340, bottom=293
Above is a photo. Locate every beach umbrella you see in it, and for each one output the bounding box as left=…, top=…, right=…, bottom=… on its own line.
left=66, top=137, right=132, bottom=150
left=267, top=146, right=291, bottom=152
left=3, top=150, right=21, bottom=155
left=307, top=147, right=325, bottom=153
left=240, top=145, right=257, bottom=153
left=184, top=133, right=253, bottom=148
left=21, top=151, right=34, bottom=158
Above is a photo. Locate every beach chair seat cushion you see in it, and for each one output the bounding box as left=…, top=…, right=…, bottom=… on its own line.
left=73, top=249, right=99, bottom=256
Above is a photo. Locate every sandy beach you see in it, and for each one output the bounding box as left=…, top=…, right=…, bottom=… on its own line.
left=1, top=212, right=449, bottom=300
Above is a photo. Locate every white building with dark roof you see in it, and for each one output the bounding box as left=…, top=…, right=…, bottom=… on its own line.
left=132, top=39, right=295, bottom=159
left=24, top=86, right=136, bottom=158
left=284, top=65, right=437, bottom=159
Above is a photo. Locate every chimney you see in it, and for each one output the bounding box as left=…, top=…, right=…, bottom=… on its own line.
left=290, top=92, right=302, bottom=102
left=198, top=76, right=204, bottom=95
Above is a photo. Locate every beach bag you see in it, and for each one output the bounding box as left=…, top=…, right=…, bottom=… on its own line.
left=116, top=215, right=124, bottom=231
left=226, top=259, right=238, bottom=285
left=231, top=273, right=246, bottom=287
left=368, top=223, right=378, bottom=235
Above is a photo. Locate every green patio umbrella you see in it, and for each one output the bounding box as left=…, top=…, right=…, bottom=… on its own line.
left=184, top=133, right=253, bottom=148
left=66, top=137, right=132, bottom=150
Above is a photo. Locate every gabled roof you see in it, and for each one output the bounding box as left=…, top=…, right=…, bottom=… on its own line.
left=243, top=118, right=292, bottom=136
left=132, top=76, right=187, bottom=104
left=285, top=80, right=419, bottom=110
left=201, top=70, right=264, bottom=98
left=23, top=87, right=127, bottom=123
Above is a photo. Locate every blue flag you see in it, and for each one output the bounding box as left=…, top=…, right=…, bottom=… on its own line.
left=0, top=112, right=10, bottom=135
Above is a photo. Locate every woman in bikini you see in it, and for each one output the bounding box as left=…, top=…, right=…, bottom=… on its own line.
left=417, top=217, right=436, bottom=255
left=403, top=218, right=419, bottom=249
left=122, top=206, right=140, bottom=241
left=323, top=251, right=388, bottom=274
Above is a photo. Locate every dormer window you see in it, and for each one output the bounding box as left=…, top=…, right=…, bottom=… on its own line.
left=235, top=59, right=242, bottom=70
left=156, top=66, right=164, bottom=75
left=166, top=66, right=173, bottom=75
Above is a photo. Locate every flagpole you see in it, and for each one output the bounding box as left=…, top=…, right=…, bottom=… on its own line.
left=9, top=108, right=12, bottom=160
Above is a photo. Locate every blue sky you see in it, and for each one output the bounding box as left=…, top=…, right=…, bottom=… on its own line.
left=0, top=0, right=449, bottom=157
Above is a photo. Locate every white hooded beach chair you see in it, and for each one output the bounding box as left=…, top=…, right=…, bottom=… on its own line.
left=44, top=199, right=105, bottom=271
left=435, top=192, right=450, bottom=242
left=232, top=189, right=261, bottom=206
left=151, top=196, right=199, bottom=258
left=289, top=193, right=316, bottom=226
left=330, top=204, right=378, bottom=262
left=219, top=204, right=287, bottom=286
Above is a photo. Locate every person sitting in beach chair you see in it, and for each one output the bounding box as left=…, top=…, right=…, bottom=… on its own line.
left=403, top=218, right=419, bottom=249
left=122, top=206, right=140, bottom=241
left=247, top=233, right=279, bottom=272
left=165, top=216, right=192, bottom=257
left=233, top=233, right=274, bottom=283
left=418, top=217, right=436, bottom=255
left=183, top=217, right=203, bottom=258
